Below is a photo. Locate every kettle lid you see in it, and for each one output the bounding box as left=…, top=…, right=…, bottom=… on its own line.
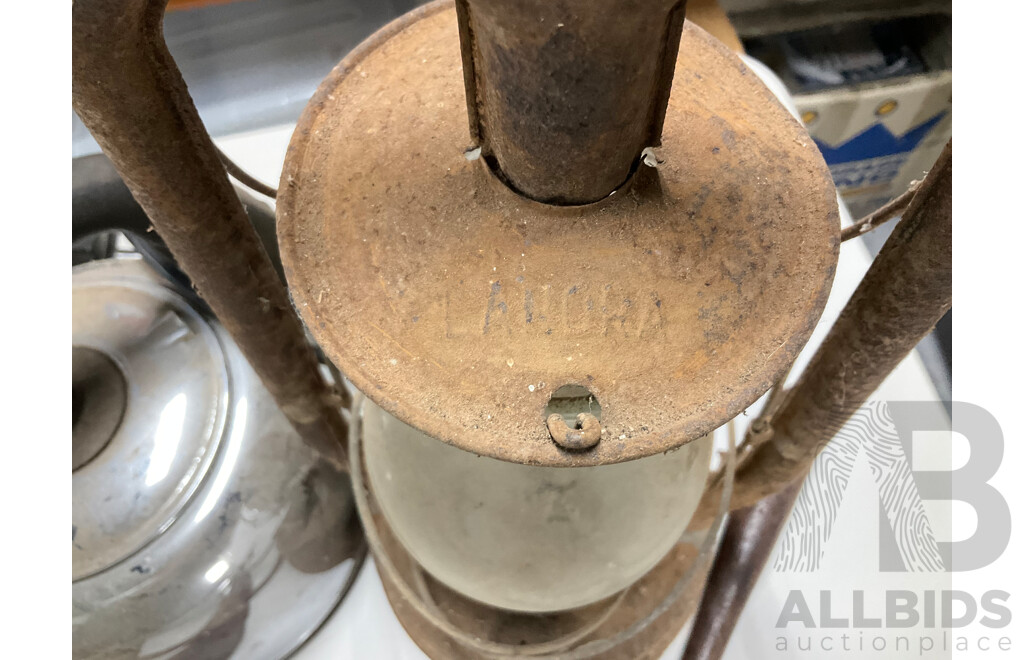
left=72, top=258, right=228, bottom=581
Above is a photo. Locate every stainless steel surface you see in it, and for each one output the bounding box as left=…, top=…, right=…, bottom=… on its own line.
left=717, top=0, right=950, bottom=37
left=72, top=258, right=363, bottom=659
left=72, top=0, right=426, bottom=157
left=72, top=347, right=127, bottom=471
left=73, top=258, right=230, bottom=581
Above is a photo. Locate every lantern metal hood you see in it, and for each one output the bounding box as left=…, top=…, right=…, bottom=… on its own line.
left=276, top=0, right=839, bottom=468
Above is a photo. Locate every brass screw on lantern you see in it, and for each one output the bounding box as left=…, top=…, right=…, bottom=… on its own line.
left=73, top=0, right=951, bottom=657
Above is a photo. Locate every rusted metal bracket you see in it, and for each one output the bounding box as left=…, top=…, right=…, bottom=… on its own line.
left=546, top=412, right=602, bottom=450
left=71, top=0, right=348, bottom=467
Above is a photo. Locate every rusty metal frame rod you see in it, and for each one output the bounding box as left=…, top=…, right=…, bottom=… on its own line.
left=746, top=142, right=951, bottom=504
left=456, top=0, right=688, bottom=205
left=691, top=143, right=951, bottom=529
left=72, top=0, right=348, bottom=467
left=683, top=143, right=951, bottom=659
left=681, top=480, right=802, bottom=660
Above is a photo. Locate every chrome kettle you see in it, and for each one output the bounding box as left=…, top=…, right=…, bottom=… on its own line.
left=72, top=254, right=363, bottom=659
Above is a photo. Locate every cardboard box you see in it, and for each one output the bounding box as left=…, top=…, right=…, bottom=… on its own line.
left=744, top=15, right=951, bottom=218
left=794, top=71, right=951, bottom=218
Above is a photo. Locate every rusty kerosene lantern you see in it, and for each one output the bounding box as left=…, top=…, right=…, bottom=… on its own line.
left=73, top=0, right=951, bottom=657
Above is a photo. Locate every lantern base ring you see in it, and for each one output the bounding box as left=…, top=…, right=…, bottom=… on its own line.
left=349, top=403, right=736, bottom=658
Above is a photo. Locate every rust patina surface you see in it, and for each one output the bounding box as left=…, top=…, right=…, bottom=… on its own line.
left=277, top=1, right=840, bottom=467
left=455, top=0, right=687, bottom=205
left=691, top=143, right=953, bottom=530
left=682, top=145, right=951, bottom=658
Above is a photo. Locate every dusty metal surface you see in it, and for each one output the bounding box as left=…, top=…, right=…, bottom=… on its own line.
left=72, top=258, right=365, bottom=659
left=691, top=143, right=953, bottom=527
left=72, top=0, right=348, bottom=467
left=456, top=0, right=687, bottom=205
left=277, top=1, right=840, bottom=467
